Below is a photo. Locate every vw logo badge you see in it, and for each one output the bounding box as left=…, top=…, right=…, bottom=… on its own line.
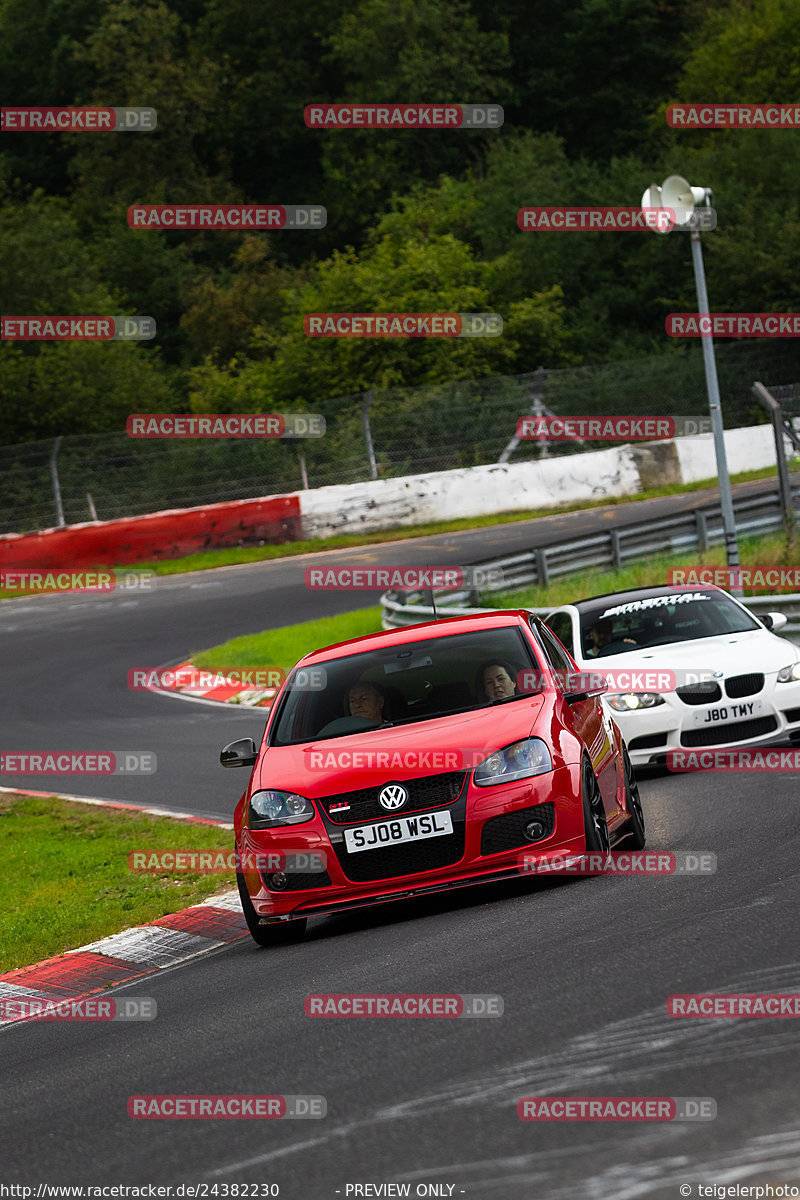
left=379, top=783, right=408, bottom=811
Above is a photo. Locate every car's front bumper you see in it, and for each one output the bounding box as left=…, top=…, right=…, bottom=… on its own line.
left=605, top=678, right=800, bottom=767
left=237, top=763, right=595, bottom=920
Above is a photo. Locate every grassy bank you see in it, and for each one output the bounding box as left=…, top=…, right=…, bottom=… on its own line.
left=189, top=528, right=797, bottom=675
left=0, top=793, right=235, bottom=973
left=480, top=529, right=798, bottom=611
left=192, top=607, right=382, bottom=676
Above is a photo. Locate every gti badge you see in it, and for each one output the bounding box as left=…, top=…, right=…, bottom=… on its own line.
left=379, top=783, right=408, bottom=811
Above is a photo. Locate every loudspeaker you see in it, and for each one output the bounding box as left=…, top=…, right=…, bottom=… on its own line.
left=661, top=175, right=707, bottom=227
left=640, top=184, right=670, bottom=234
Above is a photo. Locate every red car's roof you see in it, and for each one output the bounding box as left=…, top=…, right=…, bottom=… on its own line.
left=298, top=609, right=535, bottom=665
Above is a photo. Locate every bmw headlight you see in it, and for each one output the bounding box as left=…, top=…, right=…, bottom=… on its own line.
left=248, top=789, right=314, bottom=829
left=474, top=738, right=552, bottom=787
left=607, top=693, right=665, bottom=712
left=777, top=662, right=800, bottom=683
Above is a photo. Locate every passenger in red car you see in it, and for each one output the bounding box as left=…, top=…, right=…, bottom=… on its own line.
left=477, top=661, right=518, bottom=702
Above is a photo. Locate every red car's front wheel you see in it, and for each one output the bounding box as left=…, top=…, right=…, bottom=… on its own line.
left=236, top=871, right=308, bottom=947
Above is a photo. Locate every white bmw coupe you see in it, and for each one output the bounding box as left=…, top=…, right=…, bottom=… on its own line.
left=544, top=585, right=800, bottom=767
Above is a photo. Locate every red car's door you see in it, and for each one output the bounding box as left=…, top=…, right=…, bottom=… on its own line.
left=535, top=618, right=621, bottom=820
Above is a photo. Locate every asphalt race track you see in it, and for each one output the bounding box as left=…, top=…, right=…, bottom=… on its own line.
left=2, top=485, right=800, bottom=1197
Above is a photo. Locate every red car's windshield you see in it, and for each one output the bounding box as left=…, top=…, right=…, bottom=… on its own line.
left=270, top=626, right=542, bottom=746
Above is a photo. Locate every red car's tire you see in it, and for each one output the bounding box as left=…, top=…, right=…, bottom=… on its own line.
left=582, top=757, right=610, bottom=852
left=236, top=872, right=308, bottom=947
left=620, top=744, right=646, bottom=849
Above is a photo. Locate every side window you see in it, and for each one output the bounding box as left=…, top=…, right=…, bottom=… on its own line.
left=545, top=612, right=574, bottom=656
left=538, top=622, right=573, bottom=672
left=533, top=618, right=575, bottom=692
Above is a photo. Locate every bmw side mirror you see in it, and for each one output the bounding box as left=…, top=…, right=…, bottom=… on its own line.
left=762, top=612, right=788, bottom=632
left=220, top=737, right=258, bottom=768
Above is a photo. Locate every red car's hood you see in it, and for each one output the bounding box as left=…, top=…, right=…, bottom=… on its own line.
left=255, top=696, right=546, bottom=798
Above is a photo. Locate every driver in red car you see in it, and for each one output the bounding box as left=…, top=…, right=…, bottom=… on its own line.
left=346, top=681, right=386, bottom=725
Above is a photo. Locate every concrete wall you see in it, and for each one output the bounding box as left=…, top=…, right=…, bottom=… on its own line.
left=0, top=424, right=784, bottom=568
left=300, top=424, right=783, bottom=539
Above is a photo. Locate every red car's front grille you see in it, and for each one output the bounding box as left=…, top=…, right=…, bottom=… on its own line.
left=319, top=770, right=467, bottom=824
left=330, top=826, right=466, bottom=883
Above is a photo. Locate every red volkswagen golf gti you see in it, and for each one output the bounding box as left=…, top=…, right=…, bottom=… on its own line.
left=220, top=610, right=646, bottom=945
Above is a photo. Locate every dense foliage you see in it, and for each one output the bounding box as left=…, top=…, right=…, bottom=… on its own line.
left=2, top=0, right=799, bottom=446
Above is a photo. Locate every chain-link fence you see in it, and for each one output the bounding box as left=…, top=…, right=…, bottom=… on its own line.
left=2, top=339, right=800, bottom=535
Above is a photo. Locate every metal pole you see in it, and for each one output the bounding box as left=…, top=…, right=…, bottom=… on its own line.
left=498, top=367, right=550, bottom=462
left=689, top=230, right=741, bottom=585
left=49, top=436, right=66, bottom=527
left=752, top=381, right=794, bottom=530
left=299, top=453, right=309, bottom=490
left=361, top=390, right=378, bottom=480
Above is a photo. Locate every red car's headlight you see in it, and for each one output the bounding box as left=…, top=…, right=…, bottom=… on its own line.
left=473, top=738, right=552, bottom=787
left=248, top=790, right=315, bottom=829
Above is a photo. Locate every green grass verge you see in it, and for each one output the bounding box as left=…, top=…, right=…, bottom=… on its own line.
left=0, top=793, right=236, bottom=973
left=192, top=607, right=382, bottom=675
left=190, top=529, right=799, bottom=675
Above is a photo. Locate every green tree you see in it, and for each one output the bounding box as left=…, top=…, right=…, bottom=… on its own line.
left=315, top=0, right=510, bottom=240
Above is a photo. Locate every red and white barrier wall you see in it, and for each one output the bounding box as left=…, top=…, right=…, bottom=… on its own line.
left=0, top=424, right=784, bottom=569
left=0, top=494, right=301, bottom=570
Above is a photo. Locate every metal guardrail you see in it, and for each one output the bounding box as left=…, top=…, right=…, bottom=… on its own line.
left=380, top=592, right=800, bottom=646
left=380, top=486, right=800, bottom=644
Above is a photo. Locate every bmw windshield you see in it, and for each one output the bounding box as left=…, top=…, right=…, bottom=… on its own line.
left=577, top=589, right=760, bottom=659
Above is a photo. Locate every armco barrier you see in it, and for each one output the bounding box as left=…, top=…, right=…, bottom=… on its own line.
left=380, top=592, right=800, bottom=648
left=0, top=494, right=301, bottom=570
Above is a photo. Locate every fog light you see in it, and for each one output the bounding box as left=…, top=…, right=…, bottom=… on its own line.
left=523, top=819, right=546, bottom=841
left=269, top=872, right=289, bottom=890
